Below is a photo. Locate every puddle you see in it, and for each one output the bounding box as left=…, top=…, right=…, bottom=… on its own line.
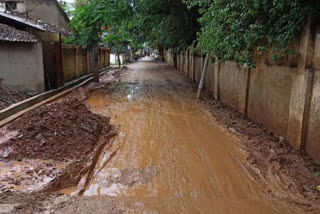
left=57, top=62, right=304, bottom=213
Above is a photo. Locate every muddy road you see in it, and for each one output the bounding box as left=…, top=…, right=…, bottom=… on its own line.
left=56, top=59, right=317, bottom=213
left=1, top=58, right=320, bottom=213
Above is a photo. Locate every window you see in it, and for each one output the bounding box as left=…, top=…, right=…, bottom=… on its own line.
left=5, top=2, right=17, bottom=11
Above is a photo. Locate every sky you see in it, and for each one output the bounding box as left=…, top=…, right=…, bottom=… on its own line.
left=64, top=0, right=75, bottom=3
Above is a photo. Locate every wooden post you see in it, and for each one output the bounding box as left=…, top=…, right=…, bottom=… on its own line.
left=197, top=52, right=211, bottom=99
left=55, top=33, right=64, bottom=88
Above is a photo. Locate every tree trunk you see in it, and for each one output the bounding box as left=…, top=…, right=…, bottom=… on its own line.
left=91, top=45, right=99, bottom=83
left=196, top=52, right=211, bottom=99
left=117, top=48, right=121, bottom=68
left=132, top=48, right=135, bottom=60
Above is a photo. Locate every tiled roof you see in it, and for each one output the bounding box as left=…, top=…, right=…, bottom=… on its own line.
left=0, top=12, right=72, bottom=35
left=0, top=23, right=38, bottom=42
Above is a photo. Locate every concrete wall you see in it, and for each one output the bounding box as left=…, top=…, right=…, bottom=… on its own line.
left=184, top=51, right=189, bottom=76
left=306, top=71, right=320, bottom=162
left=62, top=46, right=110, bottom=82
left=78, top=48, right=88, bottom=76
left=164, top=19, right=320, bottom=163
left=194, top=56, right=202, bottom=82
left=26, top=0, right=70, bottom=29
left=248, top=61, right=294, bottom=136
left=110, top=53, right=129, bottom=65
left=0, top=42, right=45, bottom=92
left=0, top=43, right=109, bottom=93
left=63, top=48, right=76, bottom=82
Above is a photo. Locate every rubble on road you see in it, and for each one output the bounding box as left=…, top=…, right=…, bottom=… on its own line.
left=0, top=97, right=118, bottom=214
left=0, top=98, right=112, bottom=162
left=0, top=80, right=32, bottom=110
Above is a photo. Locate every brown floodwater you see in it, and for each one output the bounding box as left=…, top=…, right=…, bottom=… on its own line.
left=61, top=61, right=303, bottom=213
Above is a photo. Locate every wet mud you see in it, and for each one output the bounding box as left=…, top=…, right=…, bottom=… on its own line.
left=56, top=61, right=320, bottom=213
left=1, top=59, right=320, bottom=213
left=0, top=98, right=116, bottom=213
left=197, top=92, right=320, bottom=212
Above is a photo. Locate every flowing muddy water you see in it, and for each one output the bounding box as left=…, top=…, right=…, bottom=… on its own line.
left=59, top=60, right=304, bottom=213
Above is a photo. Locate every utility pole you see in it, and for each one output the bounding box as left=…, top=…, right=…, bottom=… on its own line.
left=196, top=52, right=211, bottom=99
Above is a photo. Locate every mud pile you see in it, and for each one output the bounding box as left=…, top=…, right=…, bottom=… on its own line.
left=0, top=98, right=111, bottom=161
left=0, top=80, right=31, bottom=110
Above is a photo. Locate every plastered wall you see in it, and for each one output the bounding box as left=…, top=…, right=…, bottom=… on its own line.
left=0, top=42, right=45, bottom=92
left=164, top=19, right=320, bottom=163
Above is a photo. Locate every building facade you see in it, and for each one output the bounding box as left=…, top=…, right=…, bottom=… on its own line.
left=0, top=0, right=69, bottom=29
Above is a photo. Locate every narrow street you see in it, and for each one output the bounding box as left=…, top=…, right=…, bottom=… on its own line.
left=1, top=1, right=320, bottom=213
left=53, top=58, right=303, bottom=214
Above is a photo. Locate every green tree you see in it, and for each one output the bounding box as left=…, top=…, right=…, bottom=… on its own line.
left=104, top=25, right=131, bottom=67
left=68, top=0, right=133, bottom=79
left=129, top=0, right=200, bottom=52
left=185, top=0, right=313, bottom=67
left=58, top=0, right=73, bottom=18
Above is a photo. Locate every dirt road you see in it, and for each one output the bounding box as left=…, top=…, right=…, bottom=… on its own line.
left=54, top=58, right=310, bottom=214
left=1, top=58, right=319, bottom=213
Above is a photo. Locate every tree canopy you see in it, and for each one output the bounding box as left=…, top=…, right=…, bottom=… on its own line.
left=66, top=0, right=316, bottom=66
left=185, top=0, right=313, bottom=66
left=67, top=0, right=199, bottom=52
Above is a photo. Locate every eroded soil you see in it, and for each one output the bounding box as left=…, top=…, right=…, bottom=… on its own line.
left=0, top=98, right=116, bottom=213
left=1, top=58, right=320, bottom=213
left=0, top=81, right=32, bottom=110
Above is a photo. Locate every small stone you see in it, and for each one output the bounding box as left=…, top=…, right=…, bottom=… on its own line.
left=0, top=203, right=20, bottom=213
left=228, top=127, right=237, bottom=133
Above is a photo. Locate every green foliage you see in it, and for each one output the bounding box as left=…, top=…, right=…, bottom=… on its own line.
left=104, top=25, right=130, bottom=53
left=185, top=0, right=313, bottom=67
left=67, top=0, right=199, bottom=52
left=68, top=0, right=132, bottom=47
left=129, top=0, right=200, bottom=52
left=58, top=0, right=74, bottom=18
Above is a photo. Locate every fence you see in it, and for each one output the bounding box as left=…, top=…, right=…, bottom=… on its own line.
left=62, top=46, right=110, bottom=82
left=43, top=44, right=110, bottom=90
left=164, top=18, right=320, bottom=164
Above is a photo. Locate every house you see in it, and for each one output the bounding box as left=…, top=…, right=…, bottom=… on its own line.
left=0, top=11, right=71, bottom=92
left=0, top=11, right=110, bottom=93
left=0, top=0, right=69, bottom=29
left=0, top=23, right=45, bottom=92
